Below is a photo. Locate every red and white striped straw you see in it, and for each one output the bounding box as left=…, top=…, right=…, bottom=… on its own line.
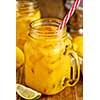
left=58, top=0, right=81, bottom=30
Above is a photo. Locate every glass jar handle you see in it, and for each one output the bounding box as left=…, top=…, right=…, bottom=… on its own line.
left=67, top=49, right=80, bottom=86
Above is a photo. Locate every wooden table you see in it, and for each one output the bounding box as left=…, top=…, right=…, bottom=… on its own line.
left=16, top=66, right=83, bottom=100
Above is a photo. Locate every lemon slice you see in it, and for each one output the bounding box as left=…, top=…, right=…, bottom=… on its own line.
left=16, top=47, right=24, bottom=69
left=16, top=84, right=42, bottom=100
left=72, top=36, right=83, bottom=57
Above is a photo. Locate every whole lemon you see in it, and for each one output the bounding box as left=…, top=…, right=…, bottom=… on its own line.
left=72, top=35, right=83, bottom=57
left=16, top=47, right=24, bottom=69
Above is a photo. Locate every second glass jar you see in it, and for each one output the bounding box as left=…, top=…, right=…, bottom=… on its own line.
left=16, top=0, right=41, bottom=50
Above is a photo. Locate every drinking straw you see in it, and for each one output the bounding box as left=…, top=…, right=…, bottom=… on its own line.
left=58, top=0, right=81, bottom=30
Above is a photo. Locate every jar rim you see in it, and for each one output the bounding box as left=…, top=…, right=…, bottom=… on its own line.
left=30, top=18, right=63, bottom=33
left=16, top=0, right=37, bottom=5
left=29, top=18, right=67, bottom=40
left=16, top=0, right=38, bottom=10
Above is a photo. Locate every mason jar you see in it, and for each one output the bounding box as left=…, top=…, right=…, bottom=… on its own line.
left=16, top=0, right=41, bottom=50
left=24, top=18, right=80, bottom=95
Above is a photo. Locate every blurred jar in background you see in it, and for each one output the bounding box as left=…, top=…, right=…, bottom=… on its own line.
left=16, top=0, right=41, bottom=50
left=65, top=0, right=83, bottom=58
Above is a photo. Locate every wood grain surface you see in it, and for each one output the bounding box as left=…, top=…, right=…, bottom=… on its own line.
left=16, top=65, right=83, bottom=100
